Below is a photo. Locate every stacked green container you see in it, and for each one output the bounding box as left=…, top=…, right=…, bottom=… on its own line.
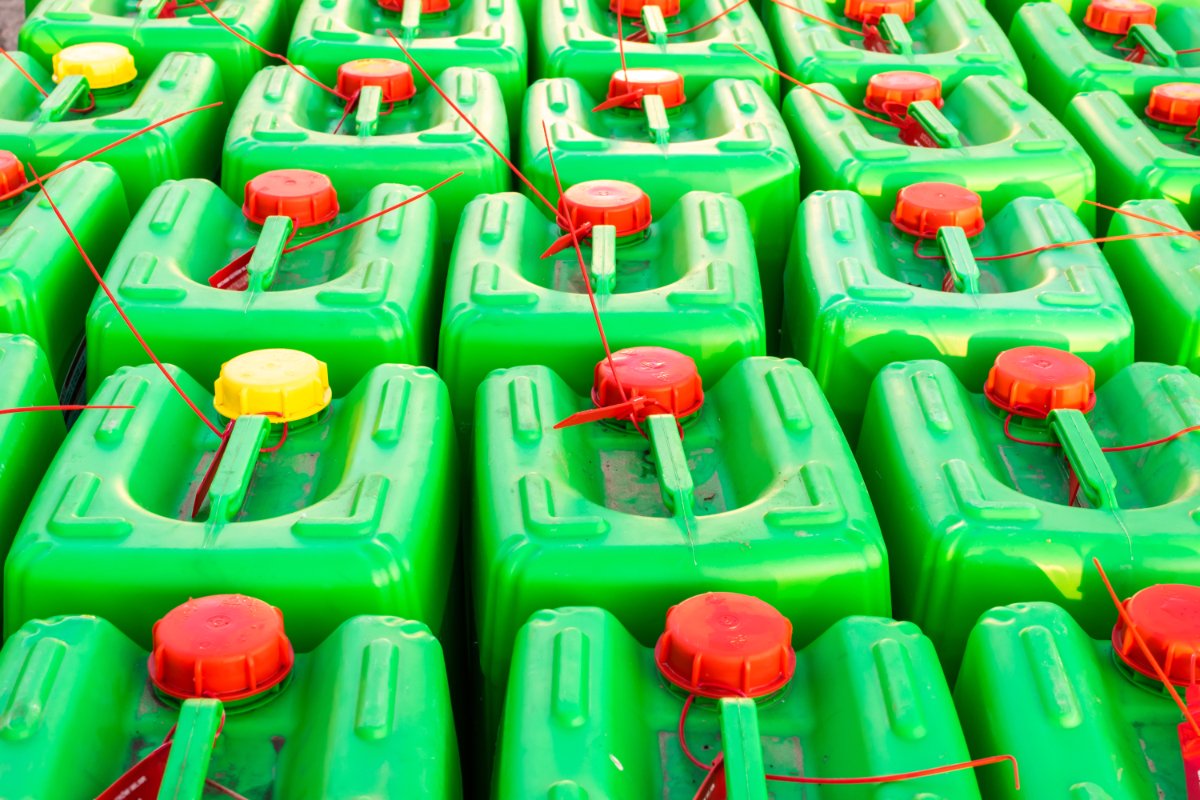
left=87, top=170, right=439, bottom=397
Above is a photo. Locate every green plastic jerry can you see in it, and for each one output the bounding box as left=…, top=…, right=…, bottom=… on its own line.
left=785, top=73, right=1098, bottom=231
left=784, top=183, right=1133, bottom=441
left=1063, top=85, right=1200, bottom=230
left=0, top=45, right=224, bottom=209
left=856, top=347, right=1200, bottom=675
left=495, top=593, right=986, bottom=799
left=473, top=348, right=888, bottom=734
left=985, top=0, right=1198, bottom=31
left=4, top=349, right=460, bottom=652
left=0, top=595, right=462, bottom=798
left=956, top=588, right=1200, bottom=799
left=19, top=0, right=291, bottom=99
left=288, top=0, right=527, bottom=125
left=536, top=0, right=780, bottom=104
left=439, top=184, right=767, bottom=431
left=0, top=154, right=127, bottom=383
left=764, top=0, right=1025, bottom=99
left=87, top=170, right=439, bottom=398
left=1103, top=198, right=1200, bottom=370
left=520, top=71, right=798, bottom=339
left=1009, top=0, right=1200, bottom=115
left=222, top=61, right=509, bottom=245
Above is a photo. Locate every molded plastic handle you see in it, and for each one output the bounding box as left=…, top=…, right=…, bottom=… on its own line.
left=937, top=225, right=981, bottom=294
left=353, top=84, right=382, bottom=139
left=718, top=698, right=769, bottom=800
left=1124, top=23, right=1179, bottom=67
left=156, top=699, right=223, bottom=800
left=246, top=215, right=292, bottom=293
left=643, top=93, right=670, bottom=145
left=136, top=0, right=171, bottom=20
left=1049, top=408, right=1120, bottom=511
left=590, top=224, right=617, bottom=295
left=642, top=5, right=669, bottom=44
left=647, top=414, right=694, bottom=518
left=876, top=13, right=914, bottom=55
left=905, top=100, right=963, bottom=149
left=37, top=74, right=90, bottom=123
left=400, top=0, right=422, bottom=40
left=205, top=414, right=269, bottom=525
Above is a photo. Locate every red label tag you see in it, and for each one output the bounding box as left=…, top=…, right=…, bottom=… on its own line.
left=692, top=755, right=727, bottom=800
left=94, top=742, right=172, bottom=800
left=897, top=116, right=939, bottom=148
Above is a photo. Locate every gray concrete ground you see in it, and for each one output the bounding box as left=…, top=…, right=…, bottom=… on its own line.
left=1, top=1, right=20, bottom=49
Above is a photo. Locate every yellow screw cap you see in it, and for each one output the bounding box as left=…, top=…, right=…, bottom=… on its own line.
left=213, top=349, right=332, bottom=423
left=52, top=43, right=137, bottom=90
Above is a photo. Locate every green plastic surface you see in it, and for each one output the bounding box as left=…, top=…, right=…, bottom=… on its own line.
left=1064, top=89, right=1200, bottom=230
left=86, top=178, right=439, bottom=397
left=223, top=65, right=509, bottom=244
left=19, top=0, right=291, bottom=99
left=783, top=190, right=1133, bottom=440
left=987, top=0, right=1196, bottom=34
left=439, top=190, right=767, bottom=429
left=472, top=357, right=888, bottom=732
left=956, top=601, right=1190, bottom=799
left=1104, top=198, right=1200, bottom=370
left=536, top=0, right=780, bottom=104
left=495, top=606, right=981, bottom=799
left=784, top=75, right=1098, bottom=230
left=0, top=161, right=127, bottom=382
left=0, top=50, right=224, bottom=208
left=1009, top=2, right=1200, bottom=115
left=4, top=362, right=460, bottom=651
left=856, top=358, right=1200, bottom=675
left=765, top=0, right=1024, bottom=97
left=520, top=77, right=798, bottom=338
left=0, top=612, right=461, bottom=798
left=288, top=0, right=527, bottom=124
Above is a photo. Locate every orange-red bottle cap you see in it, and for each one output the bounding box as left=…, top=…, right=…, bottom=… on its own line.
left=610, top=0, right=680, bottom=16
left=655, top=593, right=796, bottom=699
left=844, top=0, right=914, bottom=23
left=0, top=151, right=26, bottom=196
left=558, top=180, right=653, bottom=238
left=243, top=169, right=339, bottom=229
left=593, top=347, right=704, bottom=419
left=1083, top=0, right=1155, bottom=33
left=1146, top=83, right=1200, bottom=128
left=607, top=68, right=686, bottom=109
left=377, top=0, right=450, bottom=12
left=336, top=58, right=416, bottom=104
left=864, top=71, right=943, bottom=113
left=891, top=182, right=984, bottom=239
left=984, top=346, right=1096, bottom=418
left=148, top=595, right=295, bottom=702
left=1113, top=584, right=1200, bottom=686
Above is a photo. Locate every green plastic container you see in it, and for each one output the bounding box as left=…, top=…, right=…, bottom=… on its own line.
left=495, top=593, right=983, bottom=799
left=19, top=0, right=291, bottom=99
left=783, top=185, right=1133, bottom=441
left=4, top=349, right=459, bottom=651
left=473, top=351, right=888, bottom=733
left=440, top=186, right=767, bottom=430
left=987, top=0, right=1196, bottom=34
left=764, top=0, right=1025, bottom=97
left=1009, top=1, right=1200, bottom=115
left=536, top=0, right=780, bottom=104
left=0, top=156, right=127, bottom=383
left=86, top=171, right=439, bottom=398
left=288, top=0, right=527, bottom=124
left=223, top=63, right=509, bottom=244
left=520, top=74, right=798, bottom=338
left=956, top=592, right=1200, bottom=799
left=784, top=74, right=1098, bottom=230
left=0, top=595, right=461, bottom=798
left=856, top=349, right=1200, bottom=674
left=0, top=47, right=224, bottom=208
left=1063, top=87, right=1200, bottom=230
left=1103, top=198, right=1200, bottom=370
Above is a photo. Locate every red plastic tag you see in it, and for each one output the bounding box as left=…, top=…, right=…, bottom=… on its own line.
left=897, top=115, right=938, bottom=148
left=540, top=221, right=595, bottom=259
left=208, top=249, right=254, bottom=291
left=94, top=742, right=171, bottom=800
left=861, top=23, right=890, bottom=52
left=692, top=755, right=727, bottom=800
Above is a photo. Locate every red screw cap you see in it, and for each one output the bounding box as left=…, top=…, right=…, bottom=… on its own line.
left=377, top=0, right=450, bottom=12
left=1083, top=0, right=1155, bottom=34
left=655, top=593, right=796, bottom=699
left=593, top=347, right=704, bottom=419
left=243, top=169, right=339, bottom=229
left=607, top=68, right=686, bottom=109
left=864, top=71, right=943, bottom=113
left=148, top=595, right=295, bottom=702
left=844, top=0, right=914, bottom=23
left=1146, top=83, right=1200, bottom=128
left=984, top=346, right=1096, bottom=418
left=0, top=151, right=26, bottom=196
left=610, top=0, right=680, bottom=16
left=1113, top=584, right=1200, bottom=686
left=336, top=59, right=416, bottom=104
left=558, top=180, right=653, bottom=238
left=891, top=182, right=984, bottom=239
